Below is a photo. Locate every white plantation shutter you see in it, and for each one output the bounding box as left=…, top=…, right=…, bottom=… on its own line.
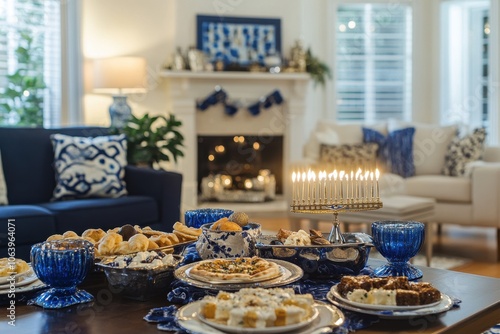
left=335, top=3, right=412, bottom=122
left=0, top=0, right=61, bottom=126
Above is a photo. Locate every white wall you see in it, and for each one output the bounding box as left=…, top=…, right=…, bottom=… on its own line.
left=81, top=0, right=325, bottom=133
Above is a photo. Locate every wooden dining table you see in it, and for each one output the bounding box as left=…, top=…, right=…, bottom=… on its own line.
left=1, top=258, right=499, bottom=334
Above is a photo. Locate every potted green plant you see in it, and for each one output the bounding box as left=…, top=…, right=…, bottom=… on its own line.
left=112, top=113, right=184, bottom=168
left=306, top=48, right=332, bottom=87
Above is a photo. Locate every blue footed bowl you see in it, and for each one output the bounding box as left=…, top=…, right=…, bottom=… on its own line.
left=184, top=208, right=234, bottom=228
left=196, top=222, right=261, bottom=259
left=371, top=220, right=425, bottom=280
left=29, top=239, right=95, bottom=308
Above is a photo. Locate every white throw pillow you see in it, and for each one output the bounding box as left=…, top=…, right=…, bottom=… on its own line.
left=51, top=134, right=128, bottom=200
left=0, top=151, right=8, bottom=205
left=389, top=121, right=458, bottom=175
left=303, top=121, right=387, bottom=162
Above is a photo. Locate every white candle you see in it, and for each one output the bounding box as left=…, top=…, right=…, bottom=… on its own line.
left=375, top=168, right=380, bottom=200
left=301, top=172, right=306, bottom=204
left=364, top=170, right=369, bottom=202
left=339, top=171, right=345, bottom=204
left=370, top=171, right=374, bottom=201
left=292, top=172, right=296, bottom=205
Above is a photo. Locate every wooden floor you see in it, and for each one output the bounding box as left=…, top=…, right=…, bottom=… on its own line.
left=256, top=215, right=500, bottom=279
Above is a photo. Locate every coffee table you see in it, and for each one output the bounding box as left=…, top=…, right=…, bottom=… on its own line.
left=1, top=258, right=499, bottom=334
left=290, top=195, right=436, bottom=266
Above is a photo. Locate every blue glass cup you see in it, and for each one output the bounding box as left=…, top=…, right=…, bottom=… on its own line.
left=371, top=221, right=425, bottom=280
left=29, top=239, right=95, bottom=308
left=184, top=208, right=234, bottom=228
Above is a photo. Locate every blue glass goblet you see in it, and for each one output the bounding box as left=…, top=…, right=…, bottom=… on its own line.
left=29, top=239, right=95, bottom=308
left=184, top=208, right=234, bottom=228
left=371, top=221, right=425, bottom=280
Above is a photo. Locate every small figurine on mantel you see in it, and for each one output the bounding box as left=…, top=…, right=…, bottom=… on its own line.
left=289, top=40, right=307, bottom=72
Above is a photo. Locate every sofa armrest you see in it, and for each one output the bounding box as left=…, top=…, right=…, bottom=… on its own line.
left=472, top=163, right=500, bottom=227
left=124, top=166, right=183, bottom=231
left=484, top=146, right=500, bottom=162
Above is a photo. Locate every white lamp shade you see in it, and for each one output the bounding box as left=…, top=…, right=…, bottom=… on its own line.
left=93, top=56, right=147, bottom=94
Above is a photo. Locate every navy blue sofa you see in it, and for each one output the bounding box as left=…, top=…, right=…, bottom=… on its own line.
left=0, top=127, right=182, bottom=260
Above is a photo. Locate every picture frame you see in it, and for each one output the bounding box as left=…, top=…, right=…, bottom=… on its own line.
left=196, top=15, right=281, bottom=69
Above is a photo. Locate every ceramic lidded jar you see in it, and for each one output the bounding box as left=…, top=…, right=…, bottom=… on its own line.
left=196, top=222, right=261, bottom=259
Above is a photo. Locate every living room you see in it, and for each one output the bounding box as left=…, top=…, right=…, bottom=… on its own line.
left=1, top=0, right=500, bottom=333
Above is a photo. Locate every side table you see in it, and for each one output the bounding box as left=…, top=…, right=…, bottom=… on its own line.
left=289, top=195, right=436, bottom=266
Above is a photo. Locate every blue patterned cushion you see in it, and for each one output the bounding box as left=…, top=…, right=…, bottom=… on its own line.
left=50, top=134, right=128, bottom=200
left=363, top=127, right=416, bottom=178
left=442, top=128, right=487, bottom=176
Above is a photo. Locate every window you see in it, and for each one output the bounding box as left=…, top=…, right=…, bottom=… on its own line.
left=440, top=1, right=490, bottom=135
left=335, top=3, right=412, bottom=122
left=0, top=0, right=61, bottom=127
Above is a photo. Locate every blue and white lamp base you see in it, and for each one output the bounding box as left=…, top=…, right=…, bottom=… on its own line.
left=109, top=95, right=132, bottom=128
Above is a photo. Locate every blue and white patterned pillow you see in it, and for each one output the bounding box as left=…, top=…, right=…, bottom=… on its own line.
left=51, top=134, right=128, bottom=200
left=363, top=127, right=416, bottom=178
left=442, top=128, right=487, bottom=177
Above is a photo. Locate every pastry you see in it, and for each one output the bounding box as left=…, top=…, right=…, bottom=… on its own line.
left=82, top=228, right=106, bottom=242
left=62, top=231, right=78, bottom=238
left=46, top=234, right=64, bottom=242
left=211, top=218, right=242, bottom=232
left=98, top=232, right=123, bottom=256
left=127, top=234, right=149, bottom=253
left=117, top=224, right=138, bottom=241
left=228, top=212, right=249, bottom=227
left=173, top=222, right=202, bottom=236
left=0, top=258, right=30, bottom=276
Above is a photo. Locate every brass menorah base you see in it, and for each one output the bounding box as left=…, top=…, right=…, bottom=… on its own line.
left=290, top=201, right=383, bottom=244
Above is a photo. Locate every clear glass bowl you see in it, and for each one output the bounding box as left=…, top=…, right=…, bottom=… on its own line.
left=184, top=208, right=234, bottom=228
left=371, top=221, right=425, bottom=280
left=29, top=239, right=94, bottom=308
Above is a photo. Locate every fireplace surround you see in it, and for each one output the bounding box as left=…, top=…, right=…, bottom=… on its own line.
left=160, top=70, right=309, bottom=210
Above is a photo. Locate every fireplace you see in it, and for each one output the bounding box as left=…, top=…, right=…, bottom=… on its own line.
left=197, top=135, right=283, bottom=202
left=160, top=71, right=309, bottom=209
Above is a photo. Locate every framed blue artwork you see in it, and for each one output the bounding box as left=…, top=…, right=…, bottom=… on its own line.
left=196, top=15, right=281, bottom=68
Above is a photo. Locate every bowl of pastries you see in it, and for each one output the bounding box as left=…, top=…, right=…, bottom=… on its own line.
left=195, top=212, right=262, bottom=260
left=96, top=250, right=183, bottom=301
left=45, top=222, right=201, bottom=260
left=255, top=229, right=373, bottom=279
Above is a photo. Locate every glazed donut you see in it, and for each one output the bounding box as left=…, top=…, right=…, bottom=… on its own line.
left=98, top=233, right=123, bottom=256
left=127, top=234, right=149, bottom=253
left=82, top=228, right=106, bottom=242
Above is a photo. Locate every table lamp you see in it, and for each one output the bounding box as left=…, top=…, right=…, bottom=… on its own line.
left=93, top=57, right=147, bottom=128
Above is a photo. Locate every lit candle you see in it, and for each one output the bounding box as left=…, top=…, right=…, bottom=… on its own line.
left=302, top=171, right=306, bottom=204
left=355, top=169, right=361, bottom=202
left=350, top=171, right=354, bottom=202
left=292, top=172, right=296, bottom=205
left=345, top=174, right=349, bottom=204
left=375, top=168, right=380, bottom=200
left=370, top=171, right=374, bottom=201
left=364, top=170, right=370, bottom=202
left=339, top=170, right=345, bottom=204
left=333, top=170, right=338, bottom=203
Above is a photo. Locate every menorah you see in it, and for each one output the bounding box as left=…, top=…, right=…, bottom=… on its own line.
left=290, top=168, right=383, bottom=243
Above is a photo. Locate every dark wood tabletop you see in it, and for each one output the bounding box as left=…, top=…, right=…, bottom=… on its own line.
left=1, top=259, right=499, bottom=334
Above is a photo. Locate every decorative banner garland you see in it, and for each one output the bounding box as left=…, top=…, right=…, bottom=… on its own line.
left=196, top=86, right=284, bottom=116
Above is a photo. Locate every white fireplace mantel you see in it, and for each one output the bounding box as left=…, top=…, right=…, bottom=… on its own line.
left=159, top=70, right=310, bottom=211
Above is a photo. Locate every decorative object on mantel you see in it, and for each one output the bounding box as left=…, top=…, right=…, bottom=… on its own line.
left=196, top=86, right=284, bottom=116
left=93, top=57, right=147, bottom=128
left=196, top=15, right=281, bottom=70
left=110, top=112, right=184, bottom=168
